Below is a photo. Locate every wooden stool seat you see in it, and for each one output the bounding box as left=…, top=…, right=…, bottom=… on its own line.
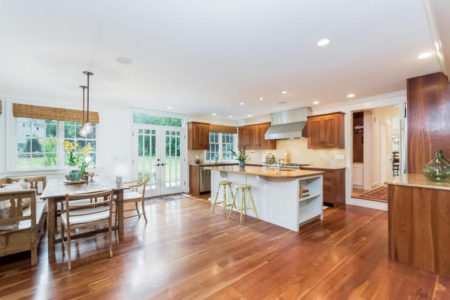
left=211, top=181, right=234, bottom=215
left=218, top=181, right=232, bottom=185
left=229, top=185, right=259, bottom=224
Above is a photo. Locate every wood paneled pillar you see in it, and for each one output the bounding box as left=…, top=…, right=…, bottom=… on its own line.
left=407, top=72, right=450, bottom=173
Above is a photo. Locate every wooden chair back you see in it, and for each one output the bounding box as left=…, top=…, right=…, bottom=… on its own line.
left=7, top=176, right=46, bottom=196
left=0, top=190, right=36, bottom=230
left=63, top=190, right=114, bottom=227
left=124, top=176, right=149, bottom=198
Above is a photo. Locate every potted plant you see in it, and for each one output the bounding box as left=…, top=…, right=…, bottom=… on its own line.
left=63, top=141, right=94, bottom=181
left=231, top=145, right=249, bottom=170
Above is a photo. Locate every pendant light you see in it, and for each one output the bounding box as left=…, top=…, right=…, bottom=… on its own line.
left=79, top=71, right=94, bottom=137
left=79, top=85, right=87, bottom=137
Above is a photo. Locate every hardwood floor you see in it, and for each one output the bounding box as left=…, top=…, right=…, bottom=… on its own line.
left=0, top=197, right=449, bottom=299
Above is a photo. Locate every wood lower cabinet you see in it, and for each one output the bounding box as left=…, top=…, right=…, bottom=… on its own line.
left=388, top=182, right=450, bottom=276
left=238, top=122, right=276, bottom=150
left=188, top=122, right=210, bottom=150
left=301, top=167, right=346, bottom=206
left=307, top=112, right=345, bottom=149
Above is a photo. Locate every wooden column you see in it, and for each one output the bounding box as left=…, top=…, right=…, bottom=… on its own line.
left=407, top=72, right=450, bottom=173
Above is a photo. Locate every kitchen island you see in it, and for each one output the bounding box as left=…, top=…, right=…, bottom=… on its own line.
left=210, top=166, right=324, bottom=232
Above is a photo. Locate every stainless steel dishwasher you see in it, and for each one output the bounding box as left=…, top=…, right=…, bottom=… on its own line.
left=199, top=167, right=211, bottom=193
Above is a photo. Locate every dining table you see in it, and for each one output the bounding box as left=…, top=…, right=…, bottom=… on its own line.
left=40, top=176, right=126, bottom=256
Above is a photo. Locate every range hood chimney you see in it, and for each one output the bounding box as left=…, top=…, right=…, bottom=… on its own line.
left=265, top=107, right=312, bottom=140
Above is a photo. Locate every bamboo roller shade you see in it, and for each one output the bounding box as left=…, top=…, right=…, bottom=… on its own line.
left=13, top=103, right=99, bottom=123
left=209, top=124, right=237, bottom=134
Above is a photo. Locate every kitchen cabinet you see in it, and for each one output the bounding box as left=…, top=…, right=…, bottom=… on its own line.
left=188, top=122, right=210, bottom=150
left=307, top=112, right=345, bottom=149
left=301, top=167, right=346, bottom=206
left=238, top=123, right=276, bottom=150
left=189, top=163, right=237, bottom=196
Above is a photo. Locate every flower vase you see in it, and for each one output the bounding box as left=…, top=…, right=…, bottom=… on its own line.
left=67, top=167, right=82, bottom=182
left=239, top=161, right=246, bottom=170
left=423, top=151, right=449, bottom=182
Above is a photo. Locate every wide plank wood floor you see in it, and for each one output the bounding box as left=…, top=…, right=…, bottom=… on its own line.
left=0, top=197, right=449, bottom=299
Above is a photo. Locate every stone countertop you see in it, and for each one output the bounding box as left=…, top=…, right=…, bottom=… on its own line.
left=189, top=163, right=237, bottom=167
left=301, top=166, right=346, bottom=170
left=385, top=174, right=450, bottom=191
left=210, top=165, right=324, bottom=178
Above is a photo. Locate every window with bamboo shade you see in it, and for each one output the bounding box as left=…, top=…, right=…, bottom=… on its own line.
left=13, top=103, right=99, bottom=123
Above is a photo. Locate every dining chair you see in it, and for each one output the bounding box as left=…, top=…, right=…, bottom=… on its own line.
left=116, top=177, right=149, bottom=224
left=60, top=190, right=114, bottom=270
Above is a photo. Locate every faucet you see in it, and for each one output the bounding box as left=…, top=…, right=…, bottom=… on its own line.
left=278, top=158, right=284, bottom=170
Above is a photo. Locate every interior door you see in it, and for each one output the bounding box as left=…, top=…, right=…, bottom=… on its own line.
left=133, top=125, right=185, bottom=197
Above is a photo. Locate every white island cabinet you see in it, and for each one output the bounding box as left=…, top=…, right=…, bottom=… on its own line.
left=210, top=166, right=324, bottom=232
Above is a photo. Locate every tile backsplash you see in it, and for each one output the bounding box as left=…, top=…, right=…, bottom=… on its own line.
left=246, top=139, right=346, bottom=168
left=188, top=139, right=346, bottom=168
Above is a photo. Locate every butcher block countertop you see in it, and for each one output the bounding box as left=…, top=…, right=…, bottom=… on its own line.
left=210, top=165, right=324, bottom=178
left=385, top=174, right=450, bottom=191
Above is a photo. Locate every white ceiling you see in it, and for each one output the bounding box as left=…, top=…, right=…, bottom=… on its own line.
left=0, top=0, right=444, bottom=120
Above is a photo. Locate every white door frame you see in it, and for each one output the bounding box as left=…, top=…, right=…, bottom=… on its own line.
left=312, top=90, right=407, bottom=210
left=132, top=123, right=187, bottom=197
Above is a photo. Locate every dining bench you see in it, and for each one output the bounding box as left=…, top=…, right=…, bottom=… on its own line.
left=0, top=176, right=47, bottom=265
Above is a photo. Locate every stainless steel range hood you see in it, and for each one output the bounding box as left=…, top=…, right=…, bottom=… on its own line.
left=265, top=107, right=312, bottom=140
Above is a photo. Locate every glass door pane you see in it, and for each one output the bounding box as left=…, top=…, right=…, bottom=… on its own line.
left=162, top=130, right=182, bottom=193
left=136, top=128, right=159, bottom=195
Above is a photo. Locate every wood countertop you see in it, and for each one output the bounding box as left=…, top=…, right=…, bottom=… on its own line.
left=385, top=174, right=450, bottom=191
left=210, top=165, right=324, bottom=178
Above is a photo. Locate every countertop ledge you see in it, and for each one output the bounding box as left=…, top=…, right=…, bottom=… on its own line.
left=302, top=166, right=346, bottom=170
left=385, top=174, right=450, bottom=191
left=210, top=166, right=324, bottom=178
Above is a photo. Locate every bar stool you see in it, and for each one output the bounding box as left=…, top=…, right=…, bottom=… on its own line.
left=211, top=181, right=234, bottom=215
left=228, top=184, right=259, bottom=224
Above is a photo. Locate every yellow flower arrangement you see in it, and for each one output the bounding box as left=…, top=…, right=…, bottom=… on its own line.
left=63, top=141, right=93, bottom=170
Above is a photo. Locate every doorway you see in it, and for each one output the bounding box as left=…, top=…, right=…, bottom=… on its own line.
left=351, top=105, right=402, bottom=202
left=132, top=124, right=186, bottom=197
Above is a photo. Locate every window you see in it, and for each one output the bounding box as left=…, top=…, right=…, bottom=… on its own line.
left=206, top=132, right=220, bottom=161
left=15, top=118, right=97, bottom=170
left=64, top=122, right=97, bottom=164
left=205, top=132, right=237, bottom=162
left=221, top=133, right=236, bottom=161
left=133, top=113, right=182, bottom=127
left=16, top=118, right=58, bottom=169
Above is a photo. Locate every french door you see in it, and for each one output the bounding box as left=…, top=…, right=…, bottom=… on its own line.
left=132, top=124, right=186, bottom=197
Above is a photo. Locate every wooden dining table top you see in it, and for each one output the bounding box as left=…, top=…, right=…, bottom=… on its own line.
left=41, top=177, right=127, bottom=199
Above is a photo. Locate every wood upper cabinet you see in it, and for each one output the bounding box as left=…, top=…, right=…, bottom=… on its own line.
left=307, top=112, right=345, bottom=149
left=188, top=122, right=210, bottom=150
left=238, top=122, right=276, bottom=150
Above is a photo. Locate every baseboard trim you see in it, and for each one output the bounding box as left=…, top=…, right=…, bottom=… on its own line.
left=347, top=197, right=388, bottom=211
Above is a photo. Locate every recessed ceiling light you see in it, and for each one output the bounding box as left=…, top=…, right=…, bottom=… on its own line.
left=116, top=57, right=133, bottom=64
left=240, top=102, right=245, bottom=106
left=212, top=112, right=216, bottom=116
left=317, top=38, right=330, bottom=47
left=418, top=51, right=433, bottom=59
left=278, top=101, right=288, bottom=104
left=247, top=114, right=252, bottom=118
left=259, top=97, right=264, bottom=101
left=313, top=100, right=319, bottom=105
left=281, top=91, right=287, bottom=94
left=228, top=115, right=233, bottom=118
left=347, top=93, right=355, bottom=98
left=167, top=106, right=172, bottom=109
